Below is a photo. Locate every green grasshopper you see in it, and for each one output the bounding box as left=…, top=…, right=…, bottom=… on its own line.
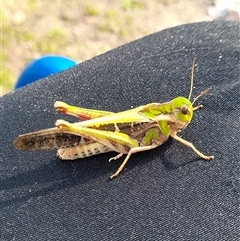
left=14, top=61, right=214, bottom=179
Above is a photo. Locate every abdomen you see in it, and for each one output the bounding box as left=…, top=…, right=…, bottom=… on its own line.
left=57, top=142, right=112, bottom=160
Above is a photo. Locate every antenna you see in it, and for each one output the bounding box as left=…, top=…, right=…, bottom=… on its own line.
left=188, top=59, right=195, bottom=100
left=192, top=87, right=212, bottom=106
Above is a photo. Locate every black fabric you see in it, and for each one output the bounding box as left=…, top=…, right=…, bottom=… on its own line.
left=1, top=21, right=239, bottom=240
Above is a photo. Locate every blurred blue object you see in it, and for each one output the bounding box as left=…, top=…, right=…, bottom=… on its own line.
left=14, top=55, right=76, bottom=89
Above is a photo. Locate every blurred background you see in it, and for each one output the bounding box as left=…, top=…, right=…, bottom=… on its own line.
left=1, top=0, right=239, bottom=96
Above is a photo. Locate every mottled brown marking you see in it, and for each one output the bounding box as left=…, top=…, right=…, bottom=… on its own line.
left=90, top=122, right=150, bottom=134
left=14, top=129, right=95, bottom=151
left=90, top=123, right=116, bottom=131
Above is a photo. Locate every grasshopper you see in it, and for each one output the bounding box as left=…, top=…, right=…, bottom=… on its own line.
left=14, top=61, right=214, bottom=179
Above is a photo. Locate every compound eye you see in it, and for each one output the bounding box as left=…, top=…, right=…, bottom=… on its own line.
left=181, top=104, right=189, bottom=115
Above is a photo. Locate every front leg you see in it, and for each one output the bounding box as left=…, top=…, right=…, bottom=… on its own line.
left=171, top=133, right=214, bottom=160
left=193, top=105, right=203, bottom=111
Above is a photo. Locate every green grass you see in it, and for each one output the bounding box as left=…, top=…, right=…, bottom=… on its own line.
left=84, top=4, right=100, bottom=16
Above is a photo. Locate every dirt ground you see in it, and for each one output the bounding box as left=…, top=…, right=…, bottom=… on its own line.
left=1, top=0, right=230, bottom=95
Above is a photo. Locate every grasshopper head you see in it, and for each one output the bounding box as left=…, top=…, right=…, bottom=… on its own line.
left=172, top=96, right=193, bottom=129
left=170, top=60, right=211, bottom=130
